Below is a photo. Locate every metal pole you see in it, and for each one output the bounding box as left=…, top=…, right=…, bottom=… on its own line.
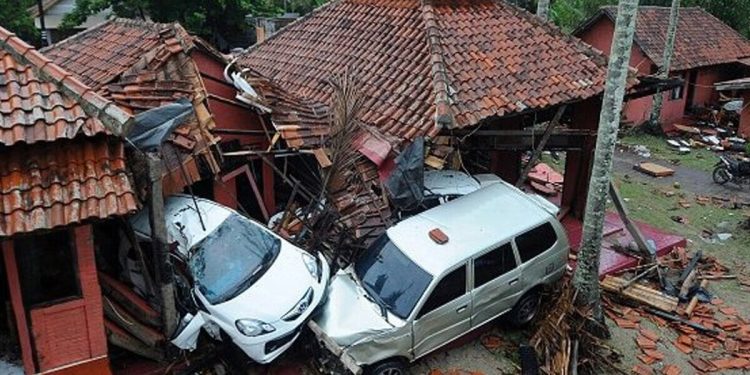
left=36, top=0, right=49, bottom=46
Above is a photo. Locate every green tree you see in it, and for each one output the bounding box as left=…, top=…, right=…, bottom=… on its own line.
left=0, top=0, right=39, bottom=44
left=60, top=0, right=285, bottom=47
left=551, top=0, right=750, bottom=38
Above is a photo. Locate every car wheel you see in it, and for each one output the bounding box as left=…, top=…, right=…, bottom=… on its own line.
left=713, top=167, right=731, bottom=185
left=366, top=359, right=407, bottom=375
left=510, top=291, right=541, bottom=327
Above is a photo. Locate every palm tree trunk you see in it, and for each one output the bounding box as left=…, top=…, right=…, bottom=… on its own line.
left=536, top=0, right=551, bottom=20
left=572, top=0, right=639, bottom=320
left=649, top=0, right=681, bottom=126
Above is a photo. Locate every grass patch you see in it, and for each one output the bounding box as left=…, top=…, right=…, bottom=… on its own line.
left=614, top=175, right=750, bottom=263
left=619, top=133, right=719, bottom=173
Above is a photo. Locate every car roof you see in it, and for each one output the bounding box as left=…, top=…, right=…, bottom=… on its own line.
left=387, top=181, right=556, bottom=276
left=130, top=195, right=234, bottom=254
left=423, top=170, right=481, bottom=197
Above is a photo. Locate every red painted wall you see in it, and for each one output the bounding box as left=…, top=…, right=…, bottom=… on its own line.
left=192, top=50, right=276, bottom=214
left=3, top=225, right=109, bottom=375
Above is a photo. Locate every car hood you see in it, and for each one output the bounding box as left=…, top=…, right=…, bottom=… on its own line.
left=314, top=269, right=396, bottom=347
left=204, top=243, right=315, bottom=323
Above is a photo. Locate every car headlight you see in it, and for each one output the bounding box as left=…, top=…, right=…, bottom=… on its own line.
left=302, top=253, right=321, bottom=280
left=235, top=319, right=275, bottom=337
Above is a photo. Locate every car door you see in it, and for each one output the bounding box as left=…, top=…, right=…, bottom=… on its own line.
left=515, top=222, right=562, bottom=286
left=412, top=264, right=470, bottom=359
left=470, top=242, right=523, bottom=327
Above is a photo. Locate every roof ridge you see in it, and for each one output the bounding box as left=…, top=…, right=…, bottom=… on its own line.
left=421, top=0, right=454, bottom=131
left=1, top=26, right=133, bottom=136
left=242, top=0, right=343, bottom=55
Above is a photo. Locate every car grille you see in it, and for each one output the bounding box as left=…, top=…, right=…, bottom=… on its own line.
left=264, top=327, right=300, bottom=354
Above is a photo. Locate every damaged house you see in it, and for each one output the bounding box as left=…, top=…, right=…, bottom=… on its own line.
left=0, top=27, right=137, bottom=374
left=44, top=18, right=328, bottom=223
left=576, top=6, right=750, bottom=128
left=234, top=0, right=623, bottom=241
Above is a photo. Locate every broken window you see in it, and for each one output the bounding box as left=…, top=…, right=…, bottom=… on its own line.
left=474, top=243, right=516, bottom=288
left=418, top=265, right=466, bottom=319
left=14, top=229, right=81, bottom=308
left=516, top=223, right=558, bottom=263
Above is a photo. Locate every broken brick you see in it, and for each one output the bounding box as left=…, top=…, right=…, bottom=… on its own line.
left=674, top=341, right=692, bottom=354
left=661, top=364, right=680, bottom=375
left=642, top=349, right=664, bottom=361
left=637, top=354, right=658, bottom=365
left=689, top=358, right=717, bottom=372
left=615, top=317, right=639, bottom=329
left=677, top=335, right=692, bottom=346
left=711, top=298, right=725, bottom=306
left=719, top=320, right=741, bottom=331
left=693, top=339, right=719, bottom=353
left=632, top=364, right=655, bottom=375
left=636, top=336, right=658, bottom=350
left=639, top=328, right=660, bottom=342
left=726, top=338, right=739, bottom=352
left=712, top=357, right=735, bottom=369
left=719, top=306, right=738, bottom=316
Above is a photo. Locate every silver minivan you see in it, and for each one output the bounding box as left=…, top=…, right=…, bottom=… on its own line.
left=310, top=180, right=570, bottom=375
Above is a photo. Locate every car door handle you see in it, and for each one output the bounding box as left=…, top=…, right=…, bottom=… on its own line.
left=456, top=305, right=468, bottom=314
left=509, top=278, right=519, bottom=286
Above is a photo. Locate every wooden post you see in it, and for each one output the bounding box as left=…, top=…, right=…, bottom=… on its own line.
left=147, top=154, right=178, bottom=339
left=609, top=182, right=652, bottom=259
left=516, top=105, right=567, bottom=188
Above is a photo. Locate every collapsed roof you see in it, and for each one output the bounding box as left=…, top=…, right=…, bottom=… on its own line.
left=237, top=0, right=609, bottom=148
left=43, top=18, right=222, bottom=194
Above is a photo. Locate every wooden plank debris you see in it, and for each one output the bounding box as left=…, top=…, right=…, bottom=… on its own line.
left=634, top=162, right=675, bottom=177
left=601, top=275, right=679, bottom=312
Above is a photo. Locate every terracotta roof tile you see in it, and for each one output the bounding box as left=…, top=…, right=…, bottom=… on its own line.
left=0, top=26, right=137, bottom=235
left=0, top=136, right=138, bottom=236
left=44, top=19, right=222, bottom=190
left=237, top=0, right=607, bottom=146
left=593, top=6, right=750, bottom=71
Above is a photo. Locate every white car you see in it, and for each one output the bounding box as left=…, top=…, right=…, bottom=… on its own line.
left=129, top=195, right=330, bottom=364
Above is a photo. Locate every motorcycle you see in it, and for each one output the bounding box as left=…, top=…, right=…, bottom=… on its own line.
left=713, top=156, right=750, bottom=185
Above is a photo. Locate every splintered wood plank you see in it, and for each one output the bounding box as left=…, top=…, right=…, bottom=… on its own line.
left=634, top=162, right=675, bottom=177
left=601, top=276, right=679, bottom=312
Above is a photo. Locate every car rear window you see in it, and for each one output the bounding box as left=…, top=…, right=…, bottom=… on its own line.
left=474, top=243, right=516, bottom=287
left=516, top=222, right=557, bottom=263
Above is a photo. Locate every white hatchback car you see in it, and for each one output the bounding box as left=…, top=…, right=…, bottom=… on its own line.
left=129, top=195, right=330, bottom=364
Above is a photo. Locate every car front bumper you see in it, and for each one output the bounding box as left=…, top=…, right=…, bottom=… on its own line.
left=232, top=252, right=332, bottom=364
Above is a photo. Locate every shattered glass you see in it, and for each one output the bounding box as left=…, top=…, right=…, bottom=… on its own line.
left=189, top=215, right=281, bottom=304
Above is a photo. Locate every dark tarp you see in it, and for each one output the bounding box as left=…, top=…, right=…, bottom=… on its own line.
left=385, top=137, right=424, bottom=210
left=127, top=98, right=195, bottom=152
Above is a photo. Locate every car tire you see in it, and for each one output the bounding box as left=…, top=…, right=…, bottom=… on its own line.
left=509, top=291, right=541, bottom=327
left=365, top=359, right=407, bottom=375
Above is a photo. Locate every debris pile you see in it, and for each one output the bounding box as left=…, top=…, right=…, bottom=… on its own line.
left=531, top=279, right=622, bottom=375
left=600, top=248, right=750, bottom=373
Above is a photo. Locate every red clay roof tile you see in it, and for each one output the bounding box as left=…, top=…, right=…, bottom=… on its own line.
left=0, top=26, right=137, bottom=235
left=586, top=6, right=750, bottom=71
left=237, top=0, right=607, bottom=146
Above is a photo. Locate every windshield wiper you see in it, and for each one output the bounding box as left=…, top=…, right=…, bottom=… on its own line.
left=361, top=284, right=389, bottom=323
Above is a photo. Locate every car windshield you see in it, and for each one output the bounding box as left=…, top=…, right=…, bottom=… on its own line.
left=354, top=234, right=432, bottom=319
left=189, top=215, right=281, bottom=304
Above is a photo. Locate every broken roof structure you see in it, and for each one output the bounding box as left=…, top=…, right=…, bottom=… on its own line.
left=237, top=0, right=608, bottom=148
left=43, top=18, right=222, bottom=194
left=0, top=27, right=137, bottom=235
left=577, top=6, right=750, bottom=72
left=237, top=0, right=613, bottom=241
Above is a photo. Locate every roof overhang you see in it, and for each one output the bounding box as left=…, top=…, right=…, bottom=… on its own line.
left=625, top=75, right=685, bottom=100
